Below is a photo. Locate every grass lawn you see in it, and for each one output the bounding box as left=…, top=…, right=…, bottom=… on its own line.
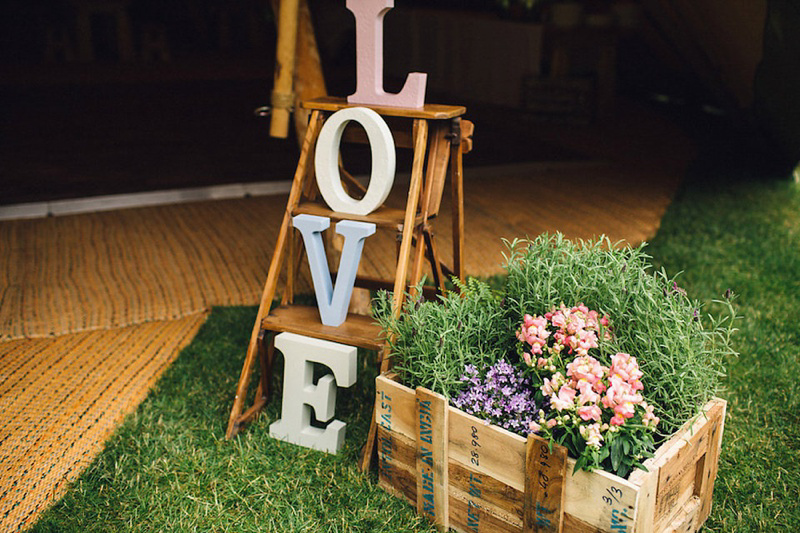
left=31, top=140, right=800, bottom=531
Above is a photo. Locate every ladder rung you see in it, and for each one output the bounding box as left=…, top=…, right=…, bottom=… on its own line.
left=261, top=305, right=384, bottom=351
left=293, top=201, right=423, bottom=228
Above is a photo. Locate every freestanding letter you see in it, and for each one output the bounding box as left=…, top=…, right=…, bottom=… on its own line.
left=346, top=0, right=427, bottom=108
left=293, top=214, right=376, bottom=326
left=269, top=332, right=358, bottom=454
left=315, top=107, right=396, bottom=216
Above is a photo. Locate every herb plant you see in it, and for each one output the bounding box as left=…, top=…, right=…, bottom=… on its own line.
left=373, top=278, right=510, bottom=397
left=503, top=234, right=736, bottom=437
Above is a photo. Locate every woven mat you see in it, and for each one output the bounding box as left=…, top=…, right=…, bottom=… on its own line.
left=0, top=314, right=206, bottom=532
left=0, top=165, right=676, bottom=341
left=0, top=197, right=286, bottom=340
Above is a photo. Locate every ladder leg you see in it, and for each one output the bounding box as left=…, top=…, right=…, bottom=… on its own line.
left=424, top=228, right=446, bottom=293
left=226, top=110, right=324, bottom=439
left=408, top=225, right=427, bottom=297
left=362, top=118, right=429, bottom=473
left=259, top=330, right=274, bottom=401
left=450, top=120, right=465, bottom=282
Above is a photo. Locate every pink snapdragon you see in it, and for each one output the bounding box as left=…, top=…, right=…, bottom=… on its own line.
left=579, top=423, right=604, bottom=448
left=577, top=404, right=602, bottom=422
left=517, top=314, right=550, bottom=355
left=609, top=352, right=644, bottom=390
left=566, top=355, right=605, bottom=386
left=516, top=307, right=659, bottom=475
left=642, top=402, right=660, bottom=428
left=550, top=384, right=576, bottom=411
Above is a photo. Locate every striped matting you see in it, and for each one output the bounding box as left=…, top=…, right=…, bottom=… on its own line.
left=0, top=314, right=206, bottom=532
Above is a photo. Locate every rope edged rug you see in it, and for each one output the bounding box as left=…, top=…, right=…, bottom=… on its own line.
left=0, top=314, right=206, bottom=532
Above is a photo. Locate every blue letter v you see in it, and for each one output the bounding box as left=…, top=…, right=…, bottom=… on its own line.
left=292, top=214, right=376, bottom=326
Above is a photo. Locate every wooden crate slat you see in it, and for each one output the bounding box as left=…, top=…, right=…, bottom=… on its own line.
left=449, top=492, right=522, bottom=533
left=415, top=387, right=450, bottom=530
left=449, top=408, right=527, bottom=492
left=523, top=434, right=567, bottom=533
left=449, top=460, right=524, bottom=532
left=377, top=426, right=417, bottom=505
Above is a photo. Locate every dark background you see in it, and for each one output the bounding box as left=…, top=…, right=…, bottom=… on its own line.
left=1, top=1, right=795, bottom=205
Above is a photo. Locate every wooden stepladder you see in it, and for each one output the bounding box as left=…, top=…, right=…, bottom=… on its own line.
left=225, top=96, right=473, bottom=468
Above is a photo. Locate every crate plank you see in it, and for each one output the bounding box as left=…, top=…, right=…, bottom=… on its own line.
left=449, top=408, right=527, bottom=492
left=524, top=434, right=567, bottom=533
left=450, top=491, right=522, bottom=533
left=416, top=387, right=450, bottom=530
left=449, top=459, right=524, bottom=531
left=563, top=461, right=639, bottom=532
left=377, top=426, right=417, bottom=505
left=376, top=374, right=416, bottom=440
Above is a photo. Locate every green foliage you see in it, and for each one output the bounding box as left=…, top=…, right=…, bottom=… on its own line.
left=503, top=234, right=737, bottom=437
left=373, top=278, right=510, bottom=398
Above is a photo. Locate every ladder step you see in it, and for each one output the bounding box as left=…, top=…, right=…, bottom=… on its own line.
left=293, top=201, right=424, bottom=228
left=261, top=305, right=384, bottom=351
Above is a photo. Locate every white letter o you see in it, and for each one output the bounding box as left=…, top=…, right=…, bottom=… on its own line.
left=314, top=107, right=396, bottom=216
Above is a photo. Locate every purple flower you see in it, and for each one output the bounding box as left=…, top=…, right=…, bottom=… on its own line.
left=452, top=359, right=543, bottom=437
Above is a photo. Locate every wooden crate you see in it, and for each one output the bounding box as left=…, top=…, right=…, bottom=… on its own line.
left=375, top=373, right=726, bottom=533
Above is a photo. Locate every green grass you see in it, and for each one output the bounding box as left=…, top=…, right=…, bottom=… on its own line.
left=30, top=307, right=435, bottom=533
left=31, top=150, right=800, bottom=531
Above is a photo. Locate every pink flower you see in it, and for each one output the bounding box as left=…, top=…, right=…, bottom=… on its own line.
left=613, top=401, right=636, bottom=419
left=579, top=422, right=604, bottom=448
left=529, top=420, right=541, bottom=433
left=576, top=380, right=600, bottom=405
left=642, top=402, right=660, bottom=428
left=522, top=351, right=532, bottom=366
left=577, top=404, right=602, bottom=422
left=530, top=338, right=546, bottom=355
left=546, top=419, right=558, bottom=428
left=518, top=314, right=550, bottom=347
left=566, top=355, right=604, bottom=384
left=551, top=385, right=576, bottom=411
left=610, top=415, right=625, bottom=426
left=551, top=311, right=566, bottom=329
left=610, top=353, right=643, bottom=384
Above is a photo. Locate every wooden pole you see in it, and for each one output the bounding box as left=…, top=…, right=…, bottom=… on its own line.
left=270, top=0, right=300, bottom=138
left=269, top=0, right=327, bottom=142
left=291, top=0, right=327, bottom=144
